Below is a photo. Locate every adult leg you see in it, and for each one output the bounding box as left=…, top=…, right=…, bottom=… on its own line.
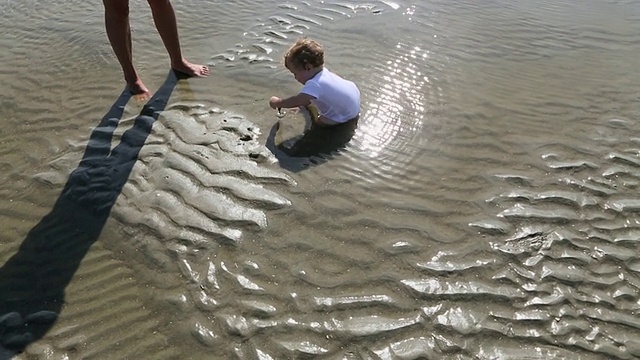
left=103, top=0, right=150, bottom=96
left=147, top=0, right=209, bottom=77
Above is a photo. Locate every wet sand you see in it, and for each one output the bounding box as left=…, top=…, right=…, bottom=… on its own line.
left=2, top=0, right=640, bottom=359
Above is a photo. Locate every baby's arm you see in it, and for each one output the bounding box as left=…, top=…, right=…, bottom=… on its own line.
left=269, top=93, right=314, bottom=109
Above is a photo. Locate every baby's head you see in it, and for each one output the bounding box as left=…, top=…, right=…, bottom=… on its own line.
left=284, top=38, right=324, bottom=71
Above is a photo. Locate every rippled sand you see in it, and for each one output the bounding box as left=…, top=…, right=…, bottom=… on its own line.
left=2, top=0, right=640, bottom=359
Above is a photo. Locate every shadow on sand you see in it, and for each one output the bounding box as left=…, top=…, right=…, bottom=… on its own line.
left=0, top=70, right=184, bottom=356
left=265, top=112, right=359, bottom=172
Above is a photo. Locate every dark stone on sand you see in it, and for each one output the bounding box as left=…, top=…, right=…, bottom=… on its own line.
left=0, top=313, right=23, bottom=329
left=0, top=345, right=15, bottom=359
left=2, top=332, right=34, bottom=349
left=25, top=311, right=58, bottom=325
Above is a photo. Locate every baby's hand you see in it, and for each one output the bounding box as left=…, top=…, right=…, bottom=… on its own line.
left=269, top=96, right=281, bottom=109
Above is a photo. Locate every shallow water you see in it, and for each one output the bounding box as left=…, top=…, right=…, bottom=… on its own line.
left=2, top=0, right=640, bottom=359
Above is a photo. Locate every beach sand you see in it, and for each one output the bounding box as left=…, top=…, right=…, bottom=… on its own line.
left=2, top=0, right=640, bottom=358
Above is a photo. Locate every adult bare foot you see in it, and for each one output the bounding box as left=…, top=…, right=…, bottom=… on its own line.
left=127, top=79, right=152, bottom=102
left=172, top=58, right=210, bottom=77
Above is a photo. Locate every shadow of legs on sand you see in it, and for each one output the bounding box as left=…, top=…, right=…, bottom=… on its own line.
left=0, top=70, right=183, bottom=355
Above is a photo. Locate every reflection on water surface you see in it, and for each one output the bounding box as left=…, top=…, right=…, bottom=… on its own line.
left=1, top=0, right=640, bottom=358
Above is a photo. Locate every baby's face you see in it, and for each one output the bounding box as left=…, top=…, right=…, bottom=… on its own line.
left=286, top=63, right=314, bottom=85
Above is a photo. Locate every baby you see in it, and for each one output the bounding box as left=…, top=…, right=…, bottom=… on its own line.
left=269, top=38, right=360, bottom=126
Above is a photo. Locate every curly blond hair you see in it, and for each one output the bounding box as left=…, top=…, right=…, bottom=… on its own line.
left=284, top=38, right=324, bottom=70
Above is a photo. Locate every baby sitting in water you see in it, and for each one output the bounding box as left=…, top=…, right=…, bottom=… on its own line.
left=269, top=38, right=361, bottom=126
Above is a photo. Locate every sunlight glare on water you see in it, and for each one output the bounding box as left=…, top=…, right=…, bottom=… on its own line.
left=355, top=43, right=429, bottom=159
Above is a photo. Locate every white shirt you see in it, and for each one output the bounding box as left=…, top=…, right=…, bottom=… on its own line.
left=301, top=68, right=360, bottom=123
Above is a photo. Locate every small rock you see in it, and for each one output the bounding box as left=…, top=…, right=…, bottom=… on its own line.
left=0, top=313, right=23, bottom=328
left=25, top=311, right=58, bottom=325
left=2, top=332, right=34, bottom=349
